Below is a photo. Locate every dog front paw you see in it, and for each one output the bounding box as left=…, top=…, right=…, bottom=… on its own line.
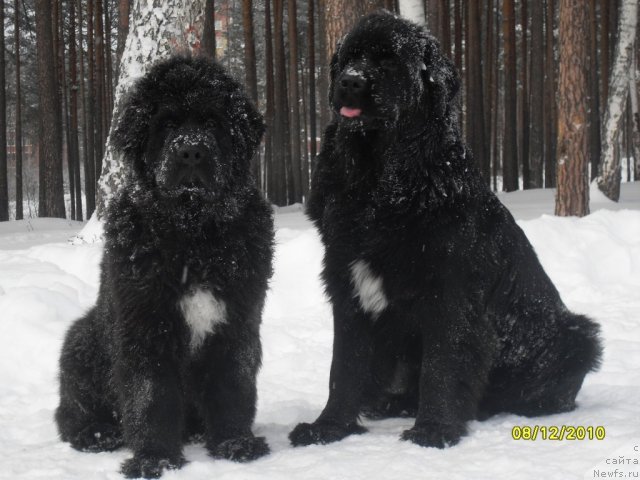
left=208, top=435, right=270, bottom=462
left=289, top=421, right=367, bottom=446
left=120, top=454, right=186, bottom=479
left=400, top=422, right=466, bottom=449
left=70, top=423, right=124, bottom=452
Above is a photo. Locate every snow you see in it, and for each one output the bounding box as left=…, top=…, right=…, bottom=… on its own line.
left=1, top=184, right=640, bottom=480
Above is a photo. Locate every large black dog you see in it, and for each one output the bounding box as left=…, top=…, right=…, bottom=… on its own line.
left=290, top=11, right=602, bottom=449
left=55, top=56, right=273, bottom=478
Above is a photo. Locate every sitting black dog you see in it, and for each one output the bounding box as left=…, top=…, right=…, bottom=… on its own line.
left=290, top=11, right=602, bottom=449
left=55, top=56, right=274, bottom=478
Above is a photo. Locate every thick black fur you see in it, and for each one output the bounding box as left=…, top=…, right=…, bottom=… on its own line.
left=289, top=11, right=602, bottom=449
left=55, top=56, right=274, bottom=477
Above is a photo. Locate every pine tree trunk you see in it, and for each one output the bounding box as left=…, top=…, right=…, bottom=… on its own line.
left=439, top=0, right=450, bottom=56
left=36, top=0, right=66, bottom=218
left=0, top=2, right=7, bottom=221
left=288, top=0, right=302, bottom=203
left=544, top=0, right=557, bottom=188
left=104, top=1, right=114, bottom=120
left=529, top=0, right=544, bottom=188
left=202, top=0, right=216, bottom=59
left=587, top=0, right=601, bottom=181
left=273, top=0, right=291, bottom=205
left=94, top=0, right=105, bottom=184
left=264, top=0, right=275, bottom=199
left=308, top=0, right=317, bottom=174
left=14, top=0, right=23, bottom=220
left=453, top=0, right=462, bottom=74
left=79, top=0, right=95, bottom=218
left=94, top=0, right=207, bottom=219
left=466, top=0, right=486, bottom=182
left=242, top=0, right=258, bottom=105
left=69, top=0, right=83, bottom=220
left=87, top=0, right=97, bottom=216
left=317, top=0, right=330, bottom=132
left=555, top=0, right=589, bottom=217
left=57, top=0, right=75, bottom=221
left=519, top=0, right=531, bottom=189
left=116, top=0, right=130, bottom=76
left=596, top=0, right=638, bottom=201
left=483, top=0, right=494, bottom=180
left=503, top=0, right=519, bottom=191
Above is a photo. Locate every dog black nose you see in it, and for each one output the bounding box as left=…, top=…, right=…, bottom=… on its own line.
left=176, top=144, right=205, bottom=167
left=339, top=74, right=367, bottom=95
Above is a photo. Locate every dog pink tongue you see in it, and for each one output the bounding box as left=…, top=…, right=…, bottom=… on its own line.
left=340, top=107, right=362, bottom=118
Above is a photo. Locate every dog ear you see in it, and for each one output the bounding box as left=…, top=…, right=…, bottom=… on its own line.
left=231, top=96, right=265, bottom=165
left=421, top=34, right=461, bottom=119
left=110, top=85, right=154, bottom=166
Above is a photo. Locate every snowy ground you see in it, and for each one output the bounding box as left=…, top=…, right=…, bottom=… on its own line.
left=1, top=183, right=639, bottom=480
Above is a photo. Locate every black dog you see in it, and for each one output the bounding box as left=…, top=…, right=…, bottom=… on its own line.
left=55, top=56, right=274, bottom=478
left=289, top=11, right=602, bottom=449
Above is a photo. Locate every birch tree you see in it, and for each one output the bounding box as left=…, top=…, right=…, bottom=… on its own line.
left=398, top=0, right=426, bottom=24
left=94, top=0, right=207, bottom=222
left=596, top=0, right=638, bottom=201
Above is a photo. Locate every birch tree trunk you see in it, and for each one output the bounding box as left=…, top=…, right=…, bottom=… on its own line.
left=629, top=50, right=640, bottom=180
left=595, top=0, right=638, bottom=201
left=93, top=0, right=206, bottom=223
left=399, top=0, right=426, bottom=25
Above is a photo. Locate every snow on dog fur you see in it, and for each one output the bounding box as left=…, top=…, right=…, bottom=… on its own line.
left=55, top=55, right=274, bottom=478
left=289, top=11, right=603, bottom=450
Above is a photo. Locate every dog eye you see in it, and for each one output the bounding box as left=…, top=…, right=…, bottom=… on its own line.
left=380, top=59, right=398, bottom=72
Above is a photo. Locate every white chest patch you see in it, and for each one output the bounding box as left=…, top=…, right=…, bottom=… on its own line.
left=349, top=260, right=388, bottom=318
left=178, top=287, right=227, bottom=351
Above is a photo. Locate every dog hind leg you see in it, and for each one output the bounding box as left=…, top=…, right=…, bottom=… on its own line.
left=480, top=312, right=602, bottom=418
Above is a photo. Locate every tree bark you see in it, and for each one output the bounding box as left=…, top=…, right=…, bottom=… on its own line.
left=202, top=0, right=216, bottom=59
left=502, top=0, right=519, bottom=191
left=94, top=0, right=105, bottom=182
left=453, top=0, right=462, bottom=74
left=308, top=0, right=317, bottom=175
left=116, top=0, right=130, bottom=74
left=439, top=0, right=450, bottom=56
left=36, top=0, right=66, bottom=218
left=519, top=0, right=530, bottom=189
left=273, top=0, right=291, bottom=205
left=596, top=0, right=638, bottom=201
left=87, top=0, right=97, bottom=216
left=288, top=0, right=302, bottom=203
left=94, top=0, right=207, bottom=219
left=600, top=0, right=610, bottom=115
left=529, top=0, right=544, bottom=188
left=400, top=0, right=426, bottom=25
left=0, top=2, right=7, bottom=221
left=317, top=0, right=330, bottom=132
left=14, top=0, right=23, bottom=220
left=630, top=47, right=640, bottom=180
left=587, top=0, right=601, bottom=181
left=466, top=0, right=487, bottom=182
left=544, top=0, right=557, bottom=188
left=555, top=0, right=589, bottom=217
left=104, top=0, right=115, bottom=122
left=242, top=0, right=258, bottom=104
left=79, top=0, right=95, bottom=218
left=69, top=0, right=83, bottom=220
left=264, top=0, right=275, bottom=198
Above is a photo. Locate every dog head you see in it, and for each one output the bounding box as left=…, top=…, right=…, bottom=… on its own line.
left=330, top=10, right=460, bottom=132
left=111, top=55, right=264, bottom=197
